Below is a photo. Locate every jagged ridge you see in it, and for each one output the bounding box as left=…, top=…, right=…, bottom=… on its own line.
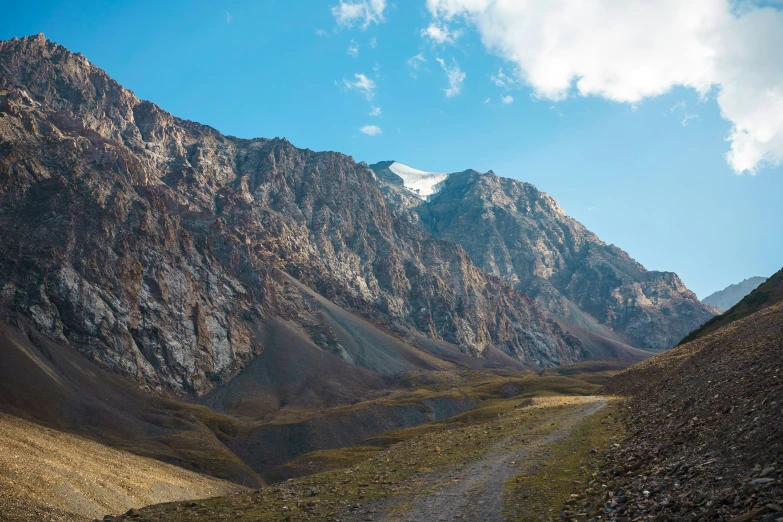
left=0, top=34, right=585, bottom=396
left=371, top=163, right=716, bottom=351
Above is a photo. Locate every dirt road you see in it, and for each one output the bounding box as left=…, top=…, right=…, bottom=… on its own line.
left=343, top=397, right=607, bottom=522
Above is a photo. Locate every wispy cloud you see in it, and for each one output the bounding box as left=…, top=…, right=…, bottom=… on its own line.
left=342, top=73, right=376, bottom=100
left=491, top=68, right=514, bottom=88
left=669, top=100, right=700, bottom=126
left=484, top=97, right=491, bottom=103
left=369, top=106, right=382, bottom=117
left=682, top=113, right=700, bottom=126
left=669, top=100, right=686, bottom=114
left=421, top=23, right=462, bottom=44
left=347, top=40, right=359, bottom=57
left=315, top=28, right=328, bottom=37
left=436, top=57, right=465, bottom=98
left=501, top=94, right=514, bottom=104
left=369, top=36, right=377, bottom=48
left=225, top=11, right=232, bottom=23
left=360, top=125, right=382, bottom=136
left=406, top=53, right=427, bottom=78
left=332, top=0, right=386, bottom=29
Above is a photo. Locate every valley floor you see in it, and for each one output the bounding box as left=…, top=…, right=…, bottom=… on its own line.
left=112, top=394, right=620, bottom=522
left=342, top=397, right=608, bottom=522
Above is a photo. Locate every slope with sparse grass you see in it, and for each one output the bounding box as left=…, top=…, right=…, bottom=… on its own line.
left=0, top=413, right=245, bottom=522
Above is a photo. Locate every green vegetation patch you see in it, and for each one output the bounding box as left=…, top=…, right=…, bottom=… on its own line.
left=503, top=399, right=623, bottom=521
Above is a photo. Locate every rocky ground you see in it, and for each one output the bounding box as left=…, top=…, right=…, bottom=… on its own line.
left=560, top=302, right=783, bottom=521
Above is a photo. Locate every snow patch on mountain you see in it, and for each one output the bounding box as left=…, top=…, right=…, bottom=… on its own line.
left=387, top=162, right=449, bottom=199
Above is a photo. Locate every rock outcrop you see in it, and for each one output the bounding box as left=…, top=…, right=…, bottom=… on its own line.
left=372, top=164, right=716, bottom=350
left=0, top=35, right=584, bottom=396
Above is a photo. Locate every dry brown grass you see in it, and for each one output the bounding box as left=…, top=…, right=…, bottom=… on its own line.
left=0, top=413, right=246, bottom=521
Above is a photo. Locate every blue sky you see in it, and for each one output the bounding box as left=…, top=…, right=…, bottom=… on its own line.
left=3, top=0, right=782, bottom=298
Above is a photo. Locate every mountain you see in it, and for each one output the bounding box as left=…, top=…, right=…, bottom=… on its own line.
left=597, top=295, right=783, bottom=520
left=371, top=160, right=448, bottom=199
left=371, top=162, right=716, bottom=351
left=703, top=275, right=768, bottom=312
left=0, top=34, right=595, bottom=402
left=680, top=266, right=783, bottom=345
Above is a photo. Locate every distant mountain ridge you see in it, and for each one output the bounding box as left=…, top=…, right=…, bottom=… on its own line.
left=702, top=276, right=768, bottom=312
left=680, top=266, right=783, bottom=345
left=371, top=162, right=716, bottom=351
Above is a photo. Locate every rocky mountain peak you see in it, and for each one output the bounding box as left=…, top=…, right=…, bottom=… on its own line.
left=370, top=161, right=451, bottom=200
left=370, top=160, right=715, bottom=351
left=0, top=35, right=592, bottom=396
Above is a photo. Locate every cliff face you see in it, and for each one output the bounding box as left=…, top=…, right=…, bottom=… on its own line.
left=0, top=35, right=584, bottom=396
left=372, top=166, right=716, bottom=350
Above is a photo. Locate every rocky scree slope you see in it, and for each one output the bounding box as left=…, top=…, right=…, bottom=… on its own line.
left=0, top=34, right=584, bottom=397
left=703, top=276, right=768, bottom=312
left=591, top=301, right=783, bottom=521
left=371, top=163, right=716, bottom=351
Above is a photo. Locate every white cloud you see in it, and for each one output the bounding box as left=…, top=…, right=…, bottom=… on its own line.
left=436, top=57, right=465, bottom=98
left=315, top=28, right=328, bottom=37
left=484, top=97, right=491, bottom=103
left=407, top=53, right=428, bottom=78
left=369, top=36, right=377, bottom=48
left=343, top=73, right=376, bottom=100
left=421, top=23, right=462, bottom=44
left=332, top=0, right=386, bottom=29
left=347, top=40, right=359, bottom=57
left=360, top=125, right=383, bottom=135
left=426, top=0, right=783, bottom=174
left=369, top=106, right=382, bottom=116
left=225, top=11, right=232, bottom=23
left=501, top=94, right=514, bottom=104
